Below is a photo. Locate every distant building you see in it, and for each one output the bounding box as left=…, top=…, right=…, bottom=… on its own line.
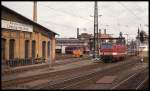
left=56, top=38, right=89, bottom=54
left=98, top=29, right=113, bottom=39
left=78, top=33, right=93, bottom=53
left=89, top=29, right=113, bottom=51
left=78, top=33, right=93, bottom=40
left=56, top=29, right=114, bottom=54
left=1, top=5, right=58, bottom=67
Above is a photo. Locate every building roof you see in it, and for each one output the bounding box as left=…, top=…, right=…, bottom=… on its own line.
left=56, top=38, right=85, bottom=43
left=78, top=33, right=93, bottom=39
left=100, top=34, right=113, bottom=38
left=2, top=5, right=58, bottom=35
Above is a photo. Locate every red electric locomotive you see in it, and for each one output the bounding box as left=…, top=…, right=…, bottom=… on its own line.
left=100, top=37, right=127, bottom=62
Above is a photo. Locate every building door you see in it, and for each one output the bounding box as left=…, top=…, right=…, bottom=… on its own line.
left=32, top=40, right=36, bottom=58
left=47, top=41, right=50, bottom=57
left=25, top=40, right=29, bottom=58
left=2, top=38, right=6, bottom=61
left=42, top=41, right=46, bottom=58
left=47, top=41, right=51, bottom=64
left=9, top=39, right=15, bottom=59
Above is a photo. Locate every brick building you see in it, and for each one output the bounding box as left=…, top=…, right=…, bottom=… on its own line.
left=1, top=5, right=58, bottom=67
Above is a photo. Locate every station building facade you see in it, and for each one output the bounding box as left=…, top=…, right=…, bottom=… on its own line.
left=1, top=5, right=57, bottom=66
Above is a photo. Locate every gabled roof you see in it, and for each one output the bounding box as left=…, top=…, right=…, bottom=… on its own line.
left=2, top=5, right=59, bottom=35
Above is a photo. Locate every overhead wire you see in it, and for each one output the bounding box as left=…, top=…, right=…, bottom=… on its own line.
left=38, top=3, right=93, bottom=22
left=38, top=19, right=77, bottom=30
left=38, top=3, right=95, bottom=33
left=39, top=3, right=130, bottom=30
left=117, top=2, right=145, bottom=23
left=38, top=19, right=94, bottom=33
left=38, top=2, right=147, bottom=37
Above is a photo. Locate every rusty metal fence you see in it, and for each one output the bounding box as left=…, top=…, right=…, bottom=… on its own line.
left=5, top=58, right=46, bottom=67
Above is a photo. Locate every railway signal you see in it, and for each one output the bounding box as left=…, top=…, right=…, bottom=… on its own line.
left=139, top=31, right=144, bottom=43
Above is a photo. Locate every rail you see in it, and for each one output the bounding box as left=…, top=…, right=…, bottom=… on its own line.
left=111, top=68, right=148, bottom=89
left=36, top=57, right=140, bottom=89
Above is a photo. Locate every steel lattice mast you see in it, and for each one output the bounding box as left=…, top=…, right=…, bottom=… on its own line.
left=93, top=1, right=99, bottom=58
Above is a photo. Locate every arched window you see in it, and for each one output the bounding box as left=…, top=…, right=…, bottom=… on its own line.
left=47, top=41, right=50, bottom=57
left=25, top=40, right=29, bottom=58
left=42, top=41, right=46, bottom=58
left=9, top=39, right=15, bottom=59
left=32, top=40, right=36, bottom=58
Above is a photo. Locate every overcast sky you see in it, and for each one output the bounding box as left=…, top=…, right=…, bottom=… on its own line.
left=2, top=1, right=148, bottom=40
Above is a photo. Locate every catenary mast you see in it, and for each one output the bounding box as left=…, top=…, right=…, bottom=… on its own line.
left=93, top=1, right=99, bottom=59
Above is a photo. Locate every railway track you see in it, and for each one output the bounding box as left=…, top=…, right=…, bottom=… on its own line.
left=111, top=68, right=148, bottom=89
left=3, top=56, right=145, bottom=90
left=2, top=60, right=106, bottom=89
left=2, top=54, right=131, bottom=76
left=53, top=56, right=90, bottom=66
left=61, top=63, right=148, bottom=90
left=31, top=57, right=142, bottom=89
left=55, top=54, right=73, bottom=60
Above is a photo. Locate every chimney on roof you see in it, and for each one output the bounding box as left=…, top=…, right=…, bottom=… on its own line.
left=77, top=27, right=79, bottom=38
left=104, top=29, right=106, bottom=35
left=33, top=1, right=37, bottom=22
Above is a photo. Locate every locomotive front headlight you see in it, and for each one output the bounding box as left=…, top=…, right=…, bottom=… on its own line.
left=112, top=52, right=117, bottom=55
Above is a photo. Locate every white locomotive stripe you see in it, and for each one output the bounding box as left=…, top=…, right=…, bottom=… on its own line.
left=100, top=52, right=127, bottom=55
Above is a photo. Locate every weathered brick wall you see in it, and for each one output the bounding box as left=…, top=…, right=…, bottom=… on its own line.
left=1, top=8, right=56, bottom=64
